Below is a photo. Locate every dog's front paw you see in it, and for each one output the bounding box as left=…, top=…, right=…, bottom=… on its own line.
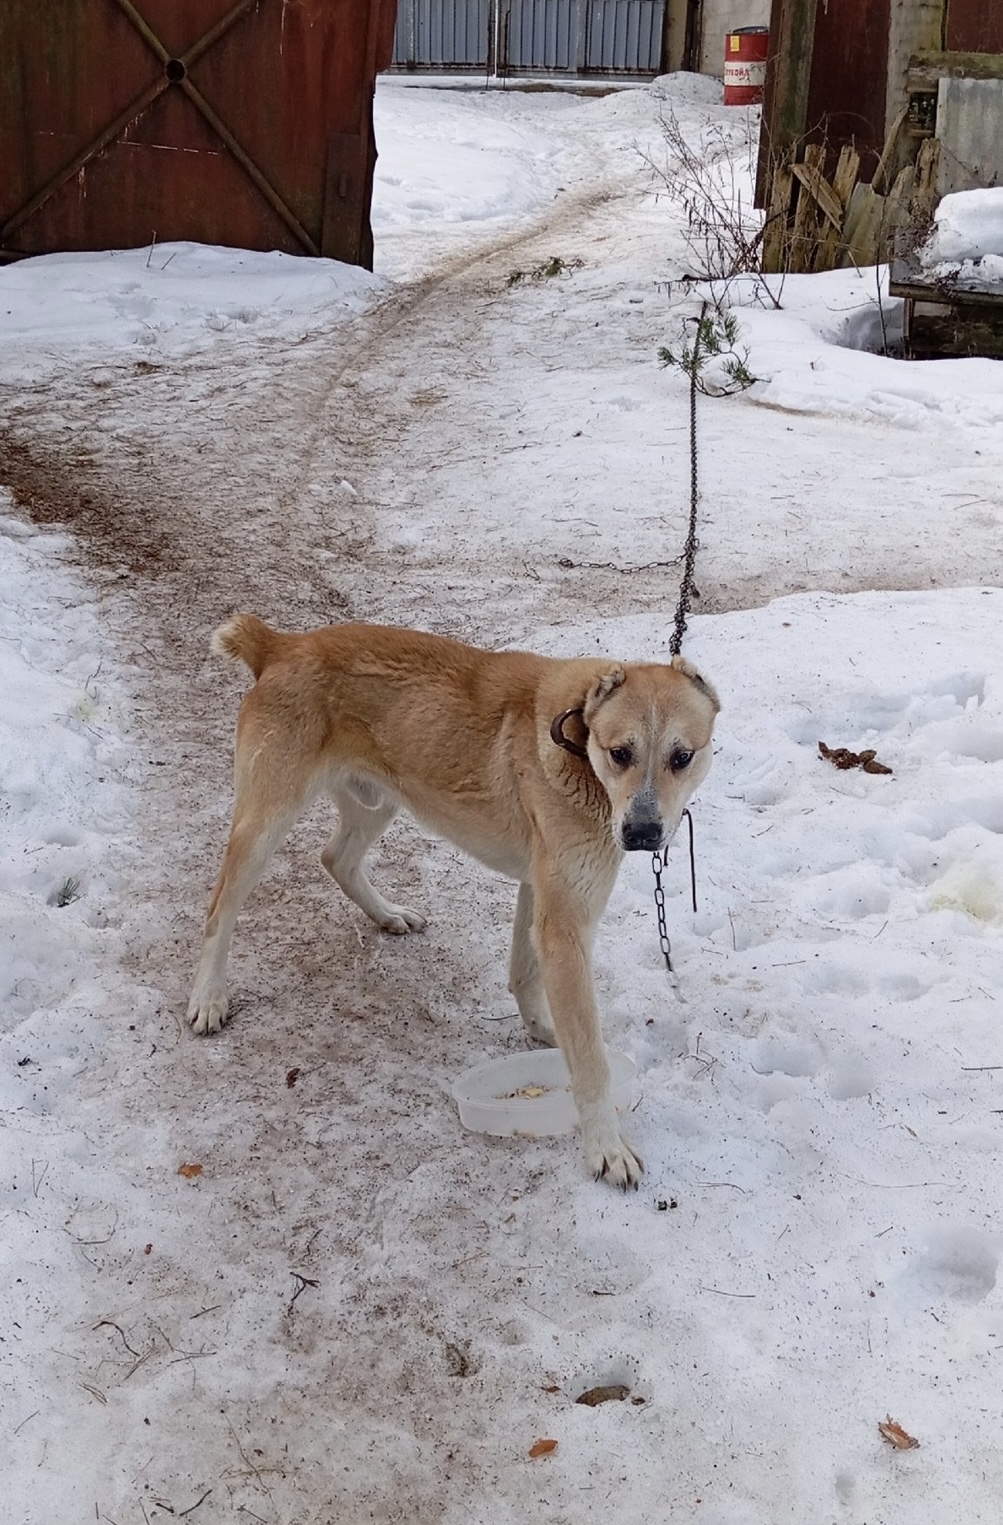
left=520, top=1011, right=558, bottom=1047
left=579, top=1104, right=644, bottom=1189
left=590, top=1135, right=644, bottom=1190
left=188, top=985, right=229, bottom=1036
left=378, top=904, right=427, bottom=935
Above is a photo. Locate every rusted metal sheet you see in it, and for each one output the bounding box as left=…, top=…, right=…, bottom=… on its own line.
left=946, top=0, right=1003, bottom=54
left=756, top=0, right=889, bottom=207
left=803, top=0, right=889, bottom=181
left=0, top=0, right=398, bottom=266
left=755, top=0, right=817, bottom=207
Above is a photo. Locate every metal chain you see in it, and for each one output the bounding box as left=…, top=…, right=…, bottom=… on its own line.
left=669, top=300, right=706, bottom=657
left=658, top=298, right=707, bottom=967
left=651, top=850, right=673, bottom=973
left=652, top=809, right=697, bottom=975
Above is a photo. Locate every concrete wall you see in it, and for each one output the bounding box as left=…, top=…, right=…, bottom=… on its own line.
left=698, top=0, right=771, bottom=77
left=886, top=0, right=944, bottom=137
left=663, top=0, right=770, bottom=77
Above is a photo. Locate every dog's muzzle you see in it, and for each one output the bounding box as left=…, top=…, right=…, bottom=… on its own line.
left=621, top=820, right=665, bottom=852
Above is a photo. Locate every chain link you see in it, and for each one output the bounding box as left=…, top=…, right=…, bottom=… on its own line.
left=669, top=299, right=706, bottom=658
left=651, top=810, right=697, bottom=976
left=657, top=300, right=707, bottom=971
left=651, top=849, right=673, bottom=973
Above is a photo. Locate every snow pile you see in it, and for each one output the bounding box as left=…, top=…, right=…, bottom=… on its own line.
left=917, top=186, right=1003, bottom=287
left=727, top=267, right=1003, bottom=432
left=373, top=86, right=572, bottom=233
left=0, top=241, right=384, bottom=380
left=920, top=186, right=1003, bottom=262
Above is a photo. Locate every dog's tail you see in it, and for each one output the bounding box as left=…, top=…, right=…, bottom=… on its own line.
left=211, top=614, right=279, bottom=679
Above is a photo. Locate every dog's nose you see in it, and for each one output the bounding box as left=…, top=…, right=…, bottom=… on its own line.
left=621, top=820, right=663, bottom=852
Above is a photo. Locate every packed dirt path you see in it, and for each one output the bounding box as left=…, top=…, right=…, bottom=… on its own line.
left=2, top=82, right=1002, bottom=1525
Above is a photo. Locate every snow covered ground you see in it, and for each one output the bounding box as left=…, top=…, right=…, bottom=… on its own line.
left=3, top=74, right=1003, bottom=1525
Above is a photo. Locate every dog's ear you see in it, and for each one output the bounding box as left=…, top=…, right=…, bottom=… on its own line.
left=583, top=666, right=626, bottom=722
left=671, top=654, right=720, bottom=711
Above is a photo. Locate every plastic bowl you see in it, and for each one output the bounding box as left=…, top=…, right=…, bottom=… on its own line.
left=452, top=1048, right=635, bottom=1137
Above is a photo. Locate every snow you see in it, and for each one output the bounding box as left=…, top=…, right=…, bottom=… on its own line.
left=3, top=72, right=1003, bottom=1525
left=918, top=186, right=1003, bottom=286
left=0, top=242, right=382, bottom=384
left=923, top=187, right=1003, bottom=263
left=731, top=267, right=1003, bottom=431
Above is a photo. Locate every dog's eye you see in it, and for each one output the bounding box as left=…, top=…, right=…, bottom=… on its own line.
left=609, top=746, right=633, bottom=768
left=670, top=748, right=694, bottom=771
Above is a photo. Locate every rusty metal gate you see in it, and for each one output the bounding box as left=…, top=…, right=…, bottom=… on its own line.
left=391, top=0, right=666, bottom=74
left=0, top=0, right=398, bottom=266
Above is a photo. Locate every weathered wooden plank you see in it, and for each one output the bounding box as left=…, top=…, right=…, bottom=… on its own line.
left=907, top=50, right=1003, bottom=93
left=818, top=143, right=859, bottom=270
left=788, top=141, right=826, bottom=272
left=882, top=163, right=916, bottom=260
left=761, top=158, right=794, bottom=274
left=842, top=182, right=883, bottom=267
left=755, top=0, right=819, bottom=209
left=890, top=257, right=1003, bottom=308
left=791, top=159, right=843, bottom=229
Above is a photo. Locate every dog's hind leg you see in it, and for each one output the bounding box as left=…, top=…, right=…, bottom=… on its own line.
left=322, top=785, right=427, bottom=935
left=188, top=790, right=307, bottom=1037
left=509, top=883, right=556, bottom=1046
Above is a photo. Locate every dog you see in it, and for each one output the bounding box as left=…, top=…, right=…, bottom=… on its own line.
left=188, top=617, right=719, bottom=1188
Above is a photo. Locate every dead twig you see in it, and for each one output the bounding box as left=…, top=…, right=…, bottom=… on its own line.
left=178, top=1490, right=213, bottom=1517
left=223, top=1413, right=272, bottom=1502
left=93, top=1319, right=143, bottom=1358
left=287, top=1271, right=320, bottom=1315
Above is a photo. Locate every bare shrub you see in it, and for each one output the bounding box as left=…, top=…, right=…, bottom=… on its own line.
left=639, top=105, right=782, bottom=309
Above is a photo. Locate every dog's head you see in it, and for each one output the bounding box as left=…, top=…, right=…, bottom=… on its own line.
left=570, top=657, right=719, bottom=853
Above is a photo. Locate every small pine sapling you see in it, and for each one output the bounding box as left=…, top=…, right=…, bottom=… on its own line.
left=659, top=309, right=756, bottom=396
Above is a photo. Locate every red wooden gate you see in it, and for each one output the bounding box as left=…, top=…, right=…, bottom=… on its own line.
left=0, top=0, right=398, bottom=267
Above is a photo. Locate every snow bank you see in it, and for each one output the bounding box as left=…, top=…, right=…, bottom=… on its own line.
left=0, top=241, right=383, bottom=380
left=919, top=186, right=1003, bottom=265
left=726, top=267, right=1003, bottom=435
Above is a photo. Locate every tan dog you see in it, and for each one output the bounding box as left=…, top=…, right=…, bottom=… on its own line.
left=189, top=617, right=719, bottom=1188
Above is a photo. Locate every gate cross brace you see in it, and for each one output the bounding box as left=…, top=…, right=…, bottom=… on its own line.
left=1, top=0, right=319, bottom=255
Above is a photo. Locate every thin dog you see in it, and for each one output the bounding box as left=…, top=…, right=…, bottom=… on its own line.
left=188, top=617, right=719, bottom=1188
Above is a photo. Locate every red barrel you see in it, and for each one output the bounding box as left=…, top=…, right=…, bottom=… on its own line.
left=724, top=26, right=769, bottom=106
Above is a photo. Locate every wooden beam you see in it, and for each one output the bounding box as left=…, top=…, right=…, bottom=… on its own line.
left=817, top=144, right=860, bottom=269
left=788, top=141, right=826, bottom=272
left=907, top=50, right=1003, bottom=92
left=791, top=159, right=843, bottom=229
left=761, top=159, right=794, bottom=272
left=755, top=0, right=819, bottom=208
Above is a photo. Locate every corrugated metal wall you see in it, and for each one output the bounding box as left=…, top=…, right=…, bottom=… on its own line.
left=393, top=0, right=490, bottom=68
left=392, top=0, right=666, bottom=75
left=507, top=0, right=578, bottom=71
left=584, top=0, right=664, bottom=72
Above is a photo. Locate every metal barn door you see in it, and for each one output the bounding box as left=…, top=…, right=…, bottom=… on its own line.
left=0, top=0, right=397, bottom=265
